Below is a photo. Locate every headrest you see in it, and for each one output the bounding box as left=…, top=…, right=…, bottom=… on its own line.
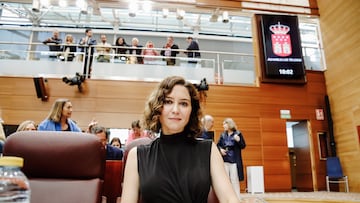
left=124, top=137, right=153, bottom=152
left=124, top=137, right=153, bottom=165
left=3, top=131, right=106, bottom=179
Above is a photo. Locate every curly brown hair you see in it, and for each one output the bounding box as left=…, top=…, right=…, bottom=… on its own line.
left=142, top=76, right=202, bottom=139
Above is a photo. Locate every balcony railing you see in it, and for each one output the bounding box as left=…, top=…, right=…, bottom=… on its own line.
left=0, top=41, right=256, bottom=85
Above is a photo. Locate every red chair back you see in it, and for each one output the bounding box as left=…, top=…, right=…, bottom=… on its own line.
left=103, top=160, right=124, bottom=203
left=3, top=131, right=106, bottom=203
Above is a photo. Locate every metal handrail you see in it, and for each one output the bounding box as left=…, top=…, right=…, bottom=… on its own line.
left=0, top=41, right=256, bottom=86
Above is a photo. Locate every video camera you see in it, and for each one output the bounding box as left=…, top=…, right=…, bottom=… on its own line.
left=194, top=78, right=209, bottom=91
left=62, top=72, right=85, bottom=92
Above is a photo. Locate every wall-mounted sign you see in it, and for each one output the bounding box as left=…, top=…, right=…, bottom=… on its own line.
left=280, top=109, right=291, bottom=119
left=255, top=14, right=306, bottom=84
left=315, top=108, right=325, bottom=120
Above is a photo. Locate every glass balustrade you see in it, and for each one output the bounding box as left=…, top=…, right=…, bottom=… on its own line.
left=0, top=42, right=256, bottom=86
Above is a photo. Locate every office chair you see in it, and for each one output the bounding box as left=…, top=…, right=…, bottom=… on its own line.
left=326, top=156, right=349, bottom=192
left=3, top=131, right=106, bottom=203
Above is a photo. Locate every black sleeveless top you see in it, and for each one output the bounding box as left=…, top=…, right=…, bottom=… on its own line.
left=137, top=132, right=212, bottom=203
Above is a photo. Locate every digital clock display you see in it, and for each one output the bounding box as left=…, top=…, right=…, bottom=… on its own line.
left=279, top=69, right=294, bottom=75
left=256, top=14, right=306, bottom=84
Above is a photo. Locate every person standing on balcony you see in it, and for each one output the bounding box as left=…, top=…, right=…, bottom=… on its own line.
left=185, top=36, right=201, bottom=64
left=113, top=36, right=128, bottom=62
left=42, top=29, right=62, bottom=60
left=142, top=40, right=159, bottom=65
left=160, top=36, right=179, bottom=66
left=96, top=34, right=112, bottom=63
left=78, top=28, right=97, bottom=78
left=128, top=37, right=143, bottom=64
left=60, top=34, right=76, bottom=62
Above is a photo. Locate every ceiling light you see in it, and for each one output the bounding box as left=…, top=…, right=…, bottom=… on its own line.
left=76, top=0, right=84, bottom=8
left=209, top=14, right=218, bottom=22
left=142, top=1, right=152, bottom=13
left=40, top=0, right=50, bottom=7
left=209, top=8, right=220, bottom=22
left=129, top=2, right=138, bottom=17
left=32, top=0, right=40, bottom=12
left=222, top=11, right=229, bottom=23
left=162, top=8, right=169, bottom=18
left=58, top=0, right=67, bottom=8
left=76, top=0, right=87, bottom=13
left=80, top=2, right=88, bottom=14
left=176, top=9, right=185, bottom=20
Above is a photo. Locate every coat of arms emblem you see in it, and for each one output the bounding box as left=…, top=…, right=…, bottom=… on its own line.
left=269, top=22, right=292, bottom=57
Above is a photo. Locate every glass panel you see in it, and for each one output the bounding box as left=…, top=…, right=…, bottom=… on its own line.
left=222, top=55, right=256, bottom=85
left=0, top=29, right=31, bottom=60
left=299, top=20, right=325, bottom=71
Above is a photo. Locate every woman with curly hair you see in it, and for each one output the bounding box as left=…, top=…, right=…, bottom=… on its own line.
left=121, top=76, right=240, bottom=203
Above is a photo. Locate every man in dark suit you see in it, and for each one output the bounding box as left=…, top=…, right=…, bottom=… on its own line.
left=185, top=36, right=201, bottom=64
left=160, top=36, right=179, bottom=66
left=78, top=28, right=97, bottom=78
left=90, top=125, right=123, bottom=160
left=43, top=29, right=62, bottom=60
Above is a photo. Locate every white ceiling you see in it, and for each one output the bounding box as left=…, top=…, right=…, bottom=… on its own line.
left=0, top=0, right=316, bottom=37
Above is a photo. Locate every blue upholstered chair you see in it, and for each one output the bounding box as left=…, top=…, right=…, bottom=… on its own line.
left=326, top=156, right=349, bottom=192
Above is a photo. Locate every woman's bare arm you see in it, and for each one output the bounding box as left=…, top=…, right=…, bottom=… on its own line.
left=120, top=147, right=140, bottom=203
left=210, top=143, right=241, bottom=203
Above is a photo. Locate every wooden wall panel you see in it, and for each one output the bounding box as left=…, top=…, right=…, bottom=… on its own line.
left=242, top=145, right=263, bottom=161
left=262, top=132, right=288, bottom=146
left=264, top=175, right=292, bottom=192
left=264, top=160, right=291, bottom=175
left=263, top=147, right=289, bottom=161
left=261, top=118, right=286, bottom=132
left=0, top=70, right=329, bottom=192
left=318, top=0, right=360, bottom=192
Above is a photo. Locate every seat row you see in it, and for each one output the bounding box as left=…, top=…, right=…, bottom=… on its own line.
left=3, top=131, right=220, bottom=203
